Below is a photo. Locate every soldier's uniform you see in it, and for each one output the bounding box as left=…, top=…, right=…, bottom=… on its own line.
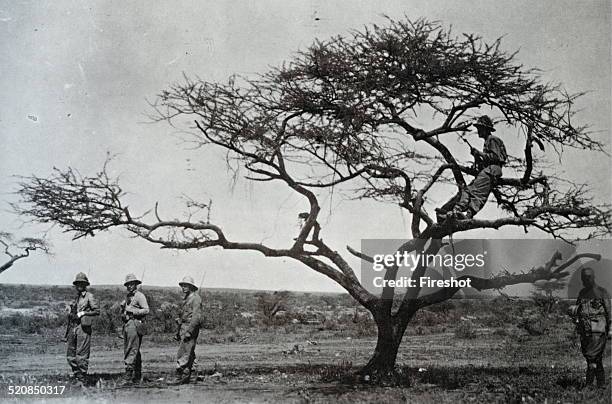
left=66, top=272, right=100, bottom=382
left=437, top=115, right=507, bottom=221
left=575, top=285, right=611, bottom=387
left=169, top=276, right=203, bottom=385
left=120, top=274, right=149, bottom=384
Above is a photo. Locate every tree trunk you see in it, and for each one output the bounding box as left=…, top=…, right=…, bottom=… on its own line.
left=358, top=315, right=406, bottom=384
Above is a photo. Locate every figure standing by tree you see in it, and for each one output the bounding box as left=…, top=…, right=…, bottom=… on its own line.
left=571, top=267, right=611, bottom=388
left=168, top=276, right=203, bottom=385
left=119, top=273, right=149, bottom=386
left=436, top=115, right=507, bottom=221
left=66, top=272, right=100, bottom=385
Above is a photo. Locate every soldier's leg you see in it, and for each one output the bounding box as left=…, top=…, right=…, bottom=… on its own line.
left=581, top=335, right=595, bottom=386
left=176, top=339, right=191, bottom=370
left=122, top=325, right=128, bottom=364
left=134, top=335, right=143, bottom=382
left=586, top=361, right=597, bottom=386
left=441, top=173, right=490, bottom=221
left=75, top=325, right=91, bottom=377
left=436, top=193, right=464, bottom=222
left=455, top=171, right=494, bottom=217
left=124, top=321, right=140, bottom=373
left=171, top=338, right=197, bottom=384
left=66, top=326, right=79, bottom=375
left=595, top=335, right=607, bottom=387
left=437, top=193, right=461, bottom=214
left=167, top=339, right=190, bottom=385
left=595, top=359, right=606, bottom=387
left=185, top=329, right=200, bottom=371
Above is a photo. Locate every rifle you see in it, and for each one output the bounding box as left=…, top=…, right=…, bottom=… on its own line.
left=63, top=298, right=78, bottom=342
left=174, top=319, right=181, bottom=342
left=459, top=136, right=482, bottom=171
left=139, top=268, right=145, bottom=292
left=198, top=272, right=206, bottom=329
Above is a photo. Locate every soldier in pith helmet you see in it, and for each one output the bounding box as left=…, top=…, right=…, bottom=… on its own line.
left=66, top=272, right=100, bottom=385
left=118, top=273, right=149, bottom=386
left=168, top=276, right=203, bottom=385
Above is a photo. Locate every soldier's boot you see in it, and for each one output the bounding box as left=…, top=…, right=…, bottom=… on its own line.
left=435, top=208, right=447, bottom=223
left=118, top=369, right=134, bottom=387
left=167, top=368, right=191, bottom=385
left=133, top=369, right=142, bottom=384
left=72, top=372, right=86, bottom=387
left=595, top=363, right=606, bottom=388
left=77, top=372, right=87, bottom=385
left=166, top=368, right=182, bottom=385
left=180, top=369, right=192, bottom=384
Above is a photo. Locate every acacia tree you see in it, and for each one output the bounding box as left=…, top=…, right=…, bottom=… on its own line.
left=532, top=278, right=566, bottom=315
left=255, top=291, right=290, bottom=325
left=0, top=232, right=49, bottom=275
left=14, top=18, right=610, bottom=381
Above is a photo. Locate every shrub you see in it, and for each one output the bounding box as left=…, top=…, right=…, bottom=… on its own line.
left=454, top=320, right=478, bottom=339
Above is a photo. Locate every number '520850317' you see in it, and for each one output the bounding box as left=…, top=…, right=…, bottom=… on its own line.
left=7, top=385, right=66, bottom=395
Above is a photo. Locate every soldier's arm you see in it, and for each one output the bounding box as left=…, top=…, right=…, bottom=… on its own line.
left=480, top=137, right=507, bottom=165
left=132, top=293, right=150, bottom=316
left=185, top=296, right=202, bottom=335
left=86, top=293, right=101, bottom=316
left=487, top=138, right=507, bottom=163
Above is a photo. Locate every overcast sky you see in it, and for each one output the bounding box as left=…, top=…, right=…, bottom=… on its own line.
left=0, top=0, right=610, bottom=292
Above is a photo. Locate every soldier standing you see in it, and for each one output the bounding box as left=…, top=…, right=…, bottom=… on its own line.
left=66, top=272, right=100, bottom=385
left=572, top=267, right=611, bottom=388
left=119, top=273, right=149, bottom=386
left=168, top=276, right=203, bottom=385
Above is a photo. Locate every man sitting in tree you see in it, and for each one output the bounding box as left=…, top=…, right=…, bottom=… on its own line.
left=436, top=115, right=507, bottom=222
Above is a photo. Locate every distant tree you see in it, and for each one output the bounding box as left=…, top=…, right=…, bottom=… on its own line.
left=531, top=278, right=566, bottom=315
left=255, top=291, right=290, bottom=324
left=0, top=232, right=50, bottom=275
left=14, top=18, right=610, bottom=382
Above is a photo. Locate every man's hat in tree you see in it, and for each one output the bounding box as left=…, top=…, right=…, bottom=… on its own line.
left=73, top=272, right=90, bottom=286
left=179, top=276, right=198, bottom=290
left=124, top=273, right=142, bottom=286
left=474, top=115, right=496, bottom=132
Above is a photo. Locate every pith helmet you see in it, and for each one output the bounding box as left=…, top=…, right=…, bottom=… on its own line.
left=179, top=276, right=198, bottom=290
left=73, top=272, right=90, bottom=286
left=124, top=273, right=142, bottom=286
left=474, top=115, right=496, bottom=132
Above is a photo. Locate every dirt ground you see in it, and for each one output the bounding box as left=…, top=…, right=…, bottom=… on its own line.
left=0, top=332, right=610, bottom=403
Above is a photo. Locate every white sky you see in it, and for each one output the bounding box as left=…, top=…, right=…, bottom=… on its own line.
left=0, top=0, right=610, bottom=292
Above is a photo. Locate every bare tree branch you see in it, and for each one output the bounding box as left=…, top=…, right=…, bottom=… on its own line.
left=416, top=252, right=600, bottom=308
left=0, top=232, right=50, bottom=275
